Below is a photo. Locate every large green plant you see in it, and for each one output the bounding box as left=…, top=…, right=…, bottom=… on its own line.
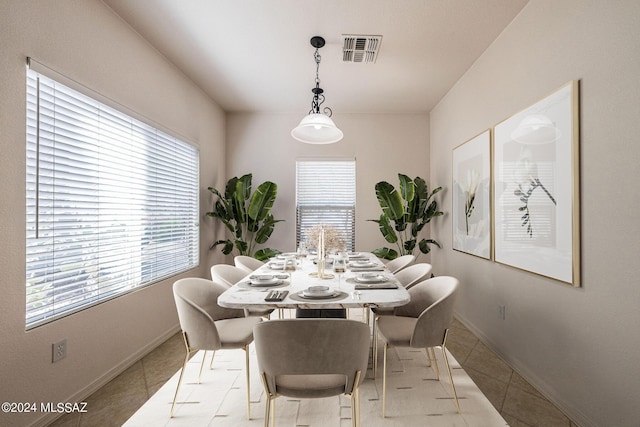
left=207, top=174, right=282, bottom=261
left=369, top=174, right=443, bottom=260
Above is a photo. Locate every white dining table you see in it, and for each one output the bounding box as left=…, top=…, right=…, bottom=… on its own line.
left=217, top=252, right=410, bottom=311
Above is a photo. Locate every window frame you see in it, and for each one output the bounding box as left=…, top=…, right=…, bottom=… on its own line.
left=25, top=60, right=200, bottom=329
left=295, top=158, right=356, bottom=251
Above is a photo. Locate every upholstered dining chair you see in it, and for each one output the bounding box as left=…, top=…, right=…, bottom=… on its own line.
left=234, top=255, right=265, bottom=274
left=371, top=262, right=433, bottom=377
left=211, top=264, right=274, bottom=318
left=375, top=276, right=460, bottom=417
left=210, top=264, right=248, bottom=288
left=171, top=278, right=262, bottom=419
left=395, top=263, right=433, bottom=289
left=383, top=254, right=415, bottom=273
left=254, top=319, right=370, bottom=427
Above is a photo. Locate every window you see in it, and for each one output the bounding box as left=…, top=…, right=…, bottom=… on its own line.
left=25, top=66, right=199, bottom=329
left=296, top=159, right=356, bottom=251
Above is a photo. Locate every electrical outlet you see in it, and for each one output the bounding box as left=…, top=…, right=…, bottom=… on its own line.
left=498, top=305, right=506, bottom=320
left=52, top=338, right=67, bottom=363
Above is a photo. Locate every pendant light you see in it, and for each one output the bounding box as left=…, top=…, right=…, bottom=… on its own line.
left=291, top=36, right=343, bottom=144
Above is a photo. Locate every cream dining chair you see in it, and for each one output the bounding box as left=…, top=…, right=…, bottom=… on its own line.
left=234, top=255, right=265, bottom=274
left=210, top=263, right=248, bottom=288
left=371, top=262, right=433, bottom=377
left=211, top=264, right=274, bottom=318
left=171, top=278, right=262, bottom=419
left=375, top=276, right=460, bottom=417
left=383, top=254, right=415, bottom=273
left=254, top=319, right=370, bottom=427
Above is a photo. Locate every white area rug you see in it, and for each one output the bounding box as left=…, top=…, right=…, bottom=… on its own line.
left=125, top=319, right=507, bottom=426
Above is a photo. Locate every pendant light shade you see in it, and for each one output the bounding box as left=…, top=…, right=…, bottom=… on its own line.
left=511, top=114, right=561, bottom=144
left=292, top=36, right=343, bottom=144
left=291, top=113, right=344, bottom=144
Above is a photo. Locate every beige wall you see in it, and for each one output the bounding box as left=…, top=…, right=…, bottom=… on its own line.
left=225, top=112, right=433, bottom=257
left=430, top=1, right=640, bottom=426
left=0, top=1, right=226, bottom=425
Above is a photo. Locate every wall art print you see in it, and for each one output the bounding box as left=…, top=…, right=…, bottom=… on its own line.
left=493, top=81, right=580, bottom=286
left=453, top=129, right=491, bottom=259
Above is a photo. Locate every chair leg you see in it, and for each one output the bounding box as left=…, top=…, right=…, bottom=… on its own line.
left=260, top=372, right=273, bottom=427
left=209, top=350, right=216, bottom=369
left=382, top=342, right=388, bottom=418
left=430, top=347, right=441, bottom=380
left=264, top=396, right=272, bottom=427
left=372, top=314, right=379, bottom=378
left=244, top=345, right=251, bottom=419
left=198, top=350, right=207, bottom=383
left=170, top=332, right=192, bottom=418
left=351, top=370, right=362, bottom=427
left=441, top=330, right=461, bottom=413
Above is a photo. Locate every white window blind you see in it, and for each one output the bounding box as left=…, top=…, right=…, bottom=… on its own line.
left=296, top=159, right=356, bottom=251
left=25, top=67, right=199, bottom=329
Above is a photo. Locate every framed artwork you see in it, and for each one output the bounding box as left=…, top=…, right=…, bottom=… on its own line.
left=493, top=81, right=580, bottom=286
left=452, top=129, right=492, bottom=259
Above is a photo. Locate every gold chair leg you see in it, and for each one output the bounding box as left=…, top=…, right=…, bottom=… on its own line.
left=170, top=333, right=192, bottom=418
left=244, top=345, right=251, bottom=419
left=382, top=342, right=388, bottom=418
left=198, top=350, right=207, bottom=383
left=260, top=372, right=272, bottom=427
left=373, top=314, right=379, bottom=378
left=430, top=347, right=440, bottom=380
left=441, top=330, right=461, bottom=413
left=425, top=347, right=432, bottom=367
left=350, top=393, right=357, bottom=427
left=351, top=370, right=362, bottom=427
left=209, top=350, right=216, bottom=369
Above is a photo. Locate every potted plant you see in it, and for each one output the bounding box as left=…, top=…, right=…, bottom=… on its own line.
left=369, top=174, right=443, bottom=260
left=207, top=174, right=283, bottom=261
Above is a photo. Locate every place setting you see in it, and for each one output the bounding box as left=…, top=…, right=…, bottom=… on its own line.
left=237, top=273, right=289, bottom=289
left=289, top=285, right=348, bottom=302
left=348, top=259, right=384, bottom=271
left=347, top=272, right=399, bottom=289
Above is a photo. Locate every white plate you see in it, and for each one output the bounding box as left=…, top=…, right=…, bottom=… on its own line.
left=355, top=273, right=387, bottom=284
left=269, top=262, right=285, bottom=270
left=348, top=252, right=367, bottom=259
left=250, top=274, right=277, bottom=285
left=249, top=279, right=283, bottom=287
left=350, top=261, right=378, bottom=268
left=276, top=252, right=297, bottom=259
left=299, top=288, right=339, bottom=299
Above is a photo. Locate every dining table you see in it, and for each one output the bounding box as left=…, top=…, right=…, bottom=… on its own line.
left=217, top=252, right=410, bottom=316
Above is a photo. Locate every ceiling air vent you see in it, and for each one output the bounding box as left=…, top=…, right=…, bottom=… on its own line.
left=342, top=34, right=382, bottom=63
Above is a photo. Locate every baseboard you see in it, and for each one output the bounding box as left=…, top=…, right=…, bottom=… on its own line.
left=30, top=324, right=181, bottom=427
left=454, top=311, right=595, bottom=427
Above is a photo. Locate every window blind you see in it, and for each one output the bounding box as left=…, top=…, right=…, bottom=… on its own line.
left=296, top=160, right=356, bottom=251
left=25, top=68, right=199, bottom=329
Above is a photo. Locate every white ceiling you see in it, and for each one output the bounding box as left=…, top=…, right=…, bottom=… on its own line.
left=102, top=0, right=529, bottom=114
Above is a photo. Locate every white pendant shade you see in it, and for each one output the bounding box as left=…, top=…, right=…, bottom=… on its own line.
left=511, top=114, right=561, bottom=144
left=291, top=113, right=344, bottom=144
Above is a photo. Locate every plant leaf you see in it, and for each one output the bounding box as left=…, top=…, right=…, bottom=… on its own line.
left=255, top=248, right=280, bottom=261
left=371, top=247, right=398, bottom=260
left=248, top=181, right=278, bottom=220
left=398, top=174, right=415, bottom=203
left=418, top=238, right=441, bottom=254
left=404, top=238, right=416, bottom=252
left=375, top=181, right=404, bottom=221
left=378, top=214, right=398, bottom=244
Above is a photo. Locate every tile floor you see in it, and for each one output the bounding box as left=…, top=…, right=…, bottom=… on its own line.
left=48, top=315, right=578, bottom=427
